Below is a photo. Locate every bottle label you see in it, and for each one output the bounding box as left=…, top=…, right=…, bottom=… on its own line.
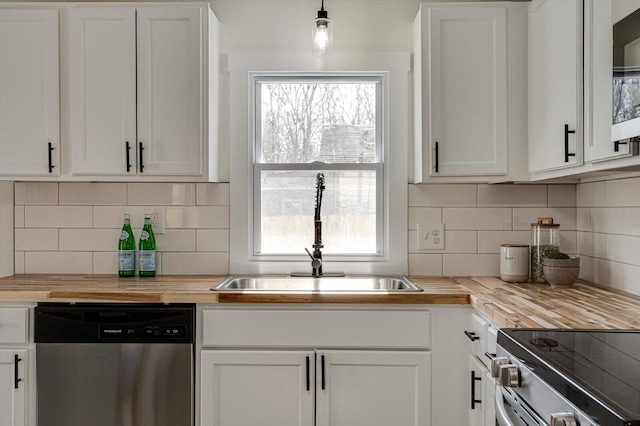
left=120, top=230, right=130, bottom=240
left=118, top=250, right=135, bottom=271
left=139, top=250, right=156, bottom=271
left=140, top=230, right=150, bottom=241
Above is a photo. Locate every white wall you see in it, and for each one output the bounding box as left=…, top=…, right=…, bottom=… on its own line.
left=0, top=181, right=13, bottom=277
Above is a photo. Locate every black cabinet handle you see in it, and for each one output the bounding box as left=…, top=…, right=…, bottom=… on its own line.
left=125, top=141, right=131, bottom=172
left=564, top=124, right=576, bottom=163
left=321, top=354, right=325, bottom=390
left=471, top=370, right=482, bottom=409
left=306, top=355, right=310, bottom=391
left=485, top=352, right=497, bottom=360
left=139, top=142, right=144, bottom=173
left=48, top=142, right=55, bottom=173
left=14, top=354, right=22, bottom=389
left=464, top=331, right=479, bottom=341
left=434, top=141, right=439, bottom=173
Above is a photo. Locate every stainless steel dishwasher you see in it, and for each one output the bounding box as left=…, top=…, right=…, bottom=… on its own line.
left=34, top=303, right=194, bottom=426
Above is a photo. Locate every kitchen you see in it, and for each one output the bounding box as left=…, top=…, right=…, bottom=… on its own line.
left=1, top=0, right=640, bottom=425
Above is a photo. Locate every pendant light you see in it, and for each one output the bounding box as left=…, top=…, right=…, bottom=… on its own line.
left=312, top=0, right=333, bottom=57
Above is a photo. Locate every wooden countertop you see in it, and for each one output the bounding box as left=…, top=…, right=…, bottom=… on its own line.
left=1, top=274, right=639, bottom=329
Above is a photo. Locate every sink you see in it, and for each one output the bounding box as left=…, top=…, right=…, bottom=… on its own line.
left=212, top=275, right=423, bottom=293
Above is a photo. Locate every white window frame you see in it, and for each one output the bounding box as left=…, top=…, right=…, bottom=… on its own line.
left=250, top=73, right=387, bottom=261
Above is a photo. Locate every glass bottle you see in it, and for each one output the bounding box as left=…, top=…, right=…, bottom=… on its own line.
left=530, top=217, right=560, bottom=283
left=139, top=214, right=156, bottom=277
left=118, top=214, right=136, bottom=277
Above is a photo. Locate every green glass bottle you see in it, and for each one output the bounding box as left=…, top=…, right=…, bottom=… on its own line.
left=118, top=214, right=136, bottom=277
left=138, top=214, right=156, bottom=277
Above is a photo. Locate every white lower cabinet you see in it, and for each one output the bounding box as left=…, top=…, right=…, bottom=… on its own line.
left=198, top=306, right=438, bottom=426
left=200, top=349, right=430, bottom=426
left=0, top=349, right=27, bottom=426
left=468, top=355, right=487, bottom=426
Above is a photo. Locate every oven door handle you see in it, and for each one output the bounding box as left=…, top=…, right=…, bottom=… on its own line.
left=495, top=387, right=517, bottom=426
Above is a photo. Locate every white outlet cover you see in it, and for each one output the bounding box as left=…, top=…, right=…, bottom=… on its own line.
left=417, top=222, right=444, bottom=250
left=144, top=207, right=165, bottom=234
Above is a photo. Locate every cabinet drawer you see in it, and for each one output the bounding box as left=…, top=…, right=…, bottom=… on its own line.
left=0, top=308, right=29, bottom=344
left=201, top=309, right=431, bottom=349
left=467, top=313, right=489, bottom=360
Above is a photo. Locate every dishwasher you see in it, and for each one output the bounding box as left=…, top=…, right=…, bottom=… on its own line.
left=34, top=303, right=194, bottom=426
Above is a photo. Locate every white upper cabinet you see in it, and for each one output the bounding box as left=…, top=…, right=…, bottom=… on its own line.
left=413, top=3, right=528, bottom=182
left=70, top=5, right=215, bottom=179
left=69, top=8, right=137, bottom=176
left=0, top=9, right=59, bottom=177
left=529, top=0, right=582, bottom=173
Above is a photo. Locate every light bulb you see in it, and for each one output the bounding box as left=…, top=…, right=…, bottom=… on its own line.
left=312, top=10, right=332, bottom=57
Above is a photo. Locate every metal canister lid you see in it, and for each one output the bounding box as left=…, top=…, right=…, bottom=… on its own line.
left=530, top=217, right=560, bottom=228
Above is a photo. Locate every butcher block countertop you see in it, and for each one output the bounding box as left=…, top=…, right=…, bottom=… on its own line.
left=1, top=274, right=640, bottom=329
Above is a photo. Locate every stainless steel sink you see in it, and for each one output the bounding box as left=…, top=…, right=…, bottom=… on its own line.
left=212, top=275, right=423, bottom=292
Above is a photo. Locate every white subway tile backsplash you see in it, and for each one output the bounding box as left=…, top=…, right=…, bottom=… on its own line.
left=477, top=230, right=529, bottom=254
left=93, top=206, right=147, bottom=229
left=409, top=184, right=476, bottom=207
left=512, top=208, right=576, bottom=230
left=196, top=230, right=230, bottom=252
left=157, top=230, right=196, bottom=252
left=560, top=230, right=577, bottom=254
left=127, top=183, right=196, bottom=206
left=443, top=208, right=512, bottom=230
left=15, top=229, right=58, bottom=251
left=14, top=251, right=24, bottom=274
left=25, top=206, right=92, bottom=228
left=196, top=183, right=230, bottom=206
left=606, top=178, right=640, bottom=207
left=165, top=206, right=229, bottom=229
left=161, top=252, right=229, bottom=275
left=622, top=208, right=640, bottom=237
left=548, top=185, right=576, bottom=207
left=93, top=252, right=118, bottom=275
left=591, top=258, right=623, bottom=290
left=591, top=208, right=624, bottom=234
left=14, top=182, right=58, bottom=205
left=59, top=229, right=120, bottom=252
left=577, top=181, right=605, bottom=207
left=25, top=252, right=93, bottom=274
left=443, top=254, right=500, bottom=276
left=14, top=206, right=24, bottom=228
left=622, top=264, right=640, bottom=296
left=577, top=208, right=592, bottom=232
left=408, top=254, right=443, bottom=276
left=577, top=232, right=606, bottom=258
left=59, top=183, right=127, bottom=205
left=478, top=184, right=547, bottom=207
left=408, top=230, right=476, bottom=254
left=408, top=207, right=442, bottom=231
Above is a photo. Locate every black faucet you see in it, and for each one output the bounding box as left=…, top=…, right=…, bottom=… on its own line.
left=305, top=173, right=325, bottom=277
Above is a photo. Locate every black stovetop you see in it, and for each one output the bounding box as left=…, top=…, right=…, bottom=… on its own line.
left=498, top=329, right=640, bottom=426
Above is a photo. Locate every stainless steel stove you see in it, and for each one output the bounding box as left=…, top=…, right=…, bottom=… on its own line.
left=496, top=329, right=640, bottom=426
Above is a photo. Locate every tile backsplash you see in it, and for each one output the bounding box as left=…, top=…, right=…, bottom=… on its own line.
left=576, top=176, right=640, bottom=296
left=8, top=178, right=640, bottom=298
left=13, top=182, right=230, bottom=275
left=407, top=184, right=577, bottom=277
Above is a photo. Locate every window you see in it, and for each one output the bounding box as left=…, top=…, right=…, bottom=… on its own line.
left=252, top=74, right=385, bottom=258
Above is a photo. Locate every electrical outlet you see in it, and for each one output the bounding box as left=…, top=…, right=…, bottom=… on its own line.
left=417, top=222, right=445, bottom=250
left=144, top=208, right=164, bottom=234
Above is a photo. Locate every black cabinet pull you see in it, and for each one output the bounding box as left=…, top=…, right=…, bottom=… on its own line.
left=14, top=354, right=22, bottom=389
left=125, top=141, right=131, bottom=172
left=306, top=355, right=310, bottom=391
left=434, top=141, right=439, bottom=173
left=485, top=352, right=497, bottom=360
left=464, top=331, right=479, bottom=341
left=48, top=142, right=55, bottom=173
left=564, top=124, right=576, bottom=163
left=139, top=142, right=144, bottom=173
left=321, top=355, right=325, bottom=390
left=471, top=370, right=482, bottom=409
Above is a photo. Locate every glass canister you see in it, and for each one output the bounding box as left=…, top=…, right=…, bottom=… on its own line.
left=530, top=217, right=560, bottom=283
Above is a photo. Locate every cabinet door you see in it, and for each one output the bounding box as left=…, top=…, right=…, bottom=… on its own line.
left=0, top=10, right=59, bottom=177
left=200, top=350, right=314, bottom=426
left=529, top=0, right=582, bottom=172
left=69, top=8, right=137, bottom=176
left=137, top=7, right=203, bottom=176
left=468, top=355, right=486, bottom=426
left=428, top=6, right=507, bottom=176
left=0, top=349, right=27, bottom=426
left=316, top=350, right=431, bottom=426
